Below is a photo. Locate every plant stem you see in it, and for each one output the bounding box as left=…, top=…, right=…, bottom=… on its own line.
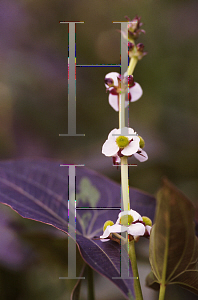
left=129, top=240, right=143, bottom=300
left=113, top=232, right=127, bottom=243
left=119, top=55, right=138, bottom=213
left=121, top=156, right=130, bottom=211
left=128, top=56, right=138, bottom=76
left=158, top=284, right=166, bottom=300
left=119, top=90, right=130, bottom=212
left=158, top=207, right=169, bottom=300
left=87, top=265, right=95, bottom=300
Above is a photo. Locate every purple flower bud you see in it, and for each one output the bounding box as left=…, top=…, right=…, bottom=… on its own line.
left=128, top=42, right=134, bottom=51
left=136, top=43, right=145, bottom=52
left=125, top=15, right=144, bottom=40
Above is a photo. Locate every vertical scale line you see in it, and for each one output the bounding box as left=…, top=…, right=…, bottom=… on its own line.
left=68, top=23, right=76, bottom=135
left=59, top=21, right=84, bottom=136
left=59, top=164, right=85, bottom=280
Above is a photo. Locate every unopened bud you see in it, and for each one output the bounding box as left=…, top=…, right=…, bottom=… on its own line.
left=136, top=43, right=144, bottom=52
left=135, top=43, right=147, bottom=60
left=128, top=42, right=134, bottom=51
left=125, top=15, right=144, bottom=41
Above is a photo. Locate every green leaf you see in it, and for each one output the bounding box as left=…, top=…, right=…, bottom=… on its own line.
left=149, top=178, right=198, bottom=294
left=145, top=271, right=160, bottom=291
left=172, top=269, right=198, bottom=296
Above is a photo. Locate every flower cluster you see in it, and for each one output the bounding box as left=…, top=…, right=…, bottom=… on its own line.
left=120, top=15, right=147, bottom=61
left=101, top=15, right=150, bottom=245
left=122, top=15, right=145, bottom=41
left=100, top=209, right=152, bottom=242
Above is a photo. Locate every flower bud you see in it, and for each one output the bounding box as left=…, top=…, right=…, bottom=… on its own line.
left=136, top=43, right=144, bottom=52
left=135, top=43, right=147, bottom=60
left=127, top=16, right=142, bottom=33
left=103, top=220, right=114, bottom=232
left=128, top=42, right=134, bottom=51
left=125, top=15, right=145, bottom=41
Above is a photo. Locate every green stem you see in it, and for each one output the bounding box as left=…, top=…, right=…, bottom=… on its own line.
left=119, top=89, right=130, bottom=212
left=121, top=156, right=130, bottom=211
left=128, top=56, right=138, bottom=76
left=158, top=212, right=169, bottom=300
left=87, top=265, right=95, bottom=300
left=113, top=232, right=127, bottom=243
left=118, top=55, right=138, bottom=213
left=158, top=284, right=166, bottom=300
left=129, top=240, right=143, bottom=300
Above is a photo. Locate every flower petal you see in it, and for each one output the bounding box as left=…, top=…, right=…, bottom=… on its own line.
left=114, top=127, right=136, bottom=138
left=129, top=82, right=143, bottom=102
left=100, top=224, right=127, bottom=239
left=127, top=127, right=137, bottom=136
left=134, top=148, right=148, bottom=162
left=116, top=209, right=142, bottom=224
left=145, top=225, right=152, bottom=236
left=107, top=128, right=119, bottom=140
left=121, top=137, right=140, bottom=156
left=129, top=209, right=142, bottom=222
left=128, top=223, right=145, bottom=236
left=109, top=94, right=119, bottom=111
left=102, top=139, right=119, bottom=157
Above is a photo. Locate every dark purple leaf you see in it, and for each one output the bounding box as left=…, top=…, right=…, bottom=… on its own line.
left=76, top=235, right=135, bottom=298
left=0, top=159, right=156, bottom=299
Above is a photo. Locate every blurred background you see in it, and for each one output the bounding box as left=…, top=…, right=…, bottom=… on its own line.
left=0, top=0, right=198, bottom=299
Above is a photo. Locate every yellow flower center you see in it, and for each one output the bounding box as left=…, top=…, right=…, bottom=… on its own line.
left=116, top=136, right=129, bottom=148
left=139, top=136, right=145, bottom=149
left=142, top=216, right=152, bottom=226
left=103, top=220, right=114, bottom=232
left=120, top=215, right=134, bottom=226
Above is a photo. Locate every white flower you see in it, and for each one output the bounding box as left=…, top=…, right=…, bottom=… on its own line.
left=104, top=72, right=143, bottom=111
left=102, top=127, right=140, bottom=158
left=100, top=209, right=152, bottom=241
left=109, top=134, right=148, bottom=164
